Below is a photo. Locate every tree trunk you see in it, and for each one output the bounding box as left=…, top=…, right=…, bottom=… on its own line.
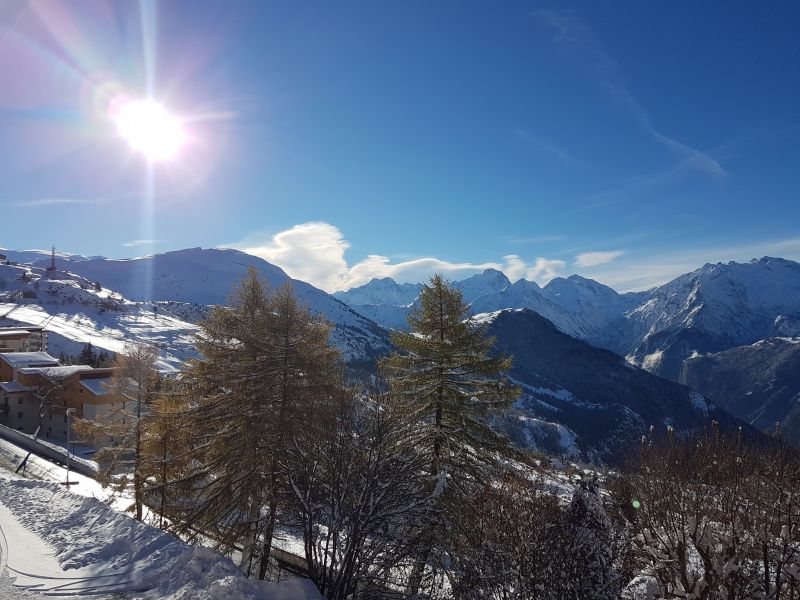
left=134, top=390, right=143, bottom=521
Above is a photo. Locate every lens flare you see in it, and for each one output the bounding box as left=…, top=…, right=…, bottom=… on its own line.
left=113, top=99, right=186, bottom=161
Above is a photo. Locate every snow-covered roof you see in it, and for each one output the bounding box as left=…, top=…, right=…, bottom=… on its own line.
left=0, top=380, right=34, bottom=393
left=0, top=352, right=59, bottom=368
left=0, top=329, right=30, bottom=337
left=17, top=365, right=93, bottom=378
left=80, top=377, right=113, bottom=396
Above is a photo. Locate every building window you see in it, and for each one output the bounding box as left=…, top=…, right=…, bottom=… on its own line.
left=17, top=411, right=23, bottom=419
left=17, top=397, right=23, bottom=404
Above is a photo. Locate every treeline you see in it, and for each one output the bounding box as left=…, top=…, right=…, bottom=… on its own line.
left=59, top=342, right=114, bottom=367
left=78, top=270, right=800, bottom=599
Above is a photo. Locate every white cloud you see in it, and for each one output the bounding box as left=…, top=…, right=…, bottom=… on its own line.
left=238, top=222, right=351, bottom=291
left=574, top=250, right=624, bottom=267
left=233, top=222, right=565, bottom=291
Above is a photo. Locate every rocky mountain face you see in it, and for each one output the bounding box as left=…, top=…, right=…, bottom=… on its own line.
left=611, top=257, right=800, bottom=380
left=483, top=309, right=749, bottom=463
left=680, top=338, right=800, bottom=444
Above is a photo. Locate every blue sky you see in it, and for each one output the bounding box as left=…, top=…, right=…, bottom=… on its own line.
left=1, top=1, right=799, bottom=291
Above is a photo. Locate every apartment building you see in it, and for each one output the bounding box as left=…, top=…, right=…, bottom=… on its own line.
left=0, top=326, right=47, bottom=353
left=0, top=351, right=122, bottom=442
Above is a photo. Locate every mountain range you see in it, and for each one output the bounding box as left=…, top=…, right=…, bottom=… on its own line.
left=335, top=256, right=800, bottom=441
left=2, top=247, right=797, bottom=459
left=337, top=258, right=800, bottom=375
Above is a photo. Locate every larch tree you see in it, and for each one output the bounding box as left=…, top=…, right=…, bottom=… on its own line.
left=380, top=274, right=520, bottom=595
left=172, top=268, right=341, bottom=580
left=75, top=341, right=160, bottom=520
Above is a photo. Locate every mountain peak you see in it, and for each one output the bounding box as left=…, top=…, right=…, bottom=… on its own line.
left=334, top=277, right=422, bottom=306
left=455, top=269, right=511, bottom=302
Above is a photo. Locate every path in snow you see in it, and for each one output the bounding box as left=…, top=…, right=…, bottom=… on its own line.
left=0, top=466, right=322, bottom=599
left=0, top=501, right=130, bottom=597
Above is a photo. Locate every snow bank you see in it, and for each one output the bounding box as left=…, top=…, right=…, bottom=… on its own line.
left=0, top=473, right=320, bottom=599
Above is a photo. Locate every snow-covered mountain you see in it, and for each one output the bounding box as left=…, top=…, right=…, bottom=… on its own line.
left=42, top=247, right=293, bottom=305
left=0, top=247, right=99, bottom=265
left=335, top=257, right=800, bottom=383
left=483, top=309, right=752, bottom=462
left=333, top=277, right=422, bottom=307
left=4, top=248, right=393, bottom=367
left=680, top=337, right=800, bottom=444
left=454, top=268, right=511, bottom=303
left=610, top=257, right=800, bottom=379
left=334, top=269, right=514, bottom=331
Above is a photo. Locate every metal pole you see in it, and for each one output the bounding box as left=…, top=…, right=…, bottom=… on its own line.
left=64, top=407, right=75, bottom=486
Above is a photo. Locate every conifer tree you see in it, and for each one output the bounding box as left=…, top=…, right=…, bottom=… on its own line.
left=140, top=389, right=194, bottom=529
left=173, top=268, right=341, bottom=579
left=381, top=274, right=519, bottom=594
left=78, top=342, right=96, bottom=366
left=75, top=341, right=160, bottom=520
left=559, top=479, right=620, bottom=600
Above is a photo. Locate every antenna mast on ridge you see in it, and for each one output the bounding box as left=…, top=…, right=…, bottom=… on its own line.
left=47, top=245, right=56, bottom=272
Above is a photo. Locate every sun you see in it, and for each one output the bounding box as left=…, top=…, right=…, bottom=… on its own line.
left=113, top=99, right=186, bottom=162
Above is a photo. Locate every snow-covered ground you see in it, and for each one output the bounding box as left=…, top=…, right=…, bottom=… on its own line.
left=0, top=442, right=320, bottom=599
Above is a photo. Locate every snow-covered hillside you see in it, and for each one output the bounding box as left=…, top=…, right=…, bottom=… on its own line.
left=0, top=467, right=320, bottom=599
left=9, top=248, right=392, bottom=365
left=0, top=262, right=199, bottom=371
left=618, top=257, right=800, bottom=378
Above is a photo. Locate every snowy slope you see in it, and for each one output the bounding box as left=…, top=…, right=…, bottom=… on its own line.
left=0, top=247, right=96, bottom=265
left=0, top=262, right=199, bottom=371
left=27, top=248, right=392, bottom=364
left=616, top=257, right=800, bottom=378
left=0, top=468, right=321, bottom=599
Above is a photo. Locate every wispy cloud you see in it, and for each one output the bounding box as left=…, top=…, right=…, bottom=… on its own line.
left=230, top=222, right=566, bottom=291
left=10, top=197, right=98, bottom=208
left=122, top=239, right=165, bottom=247
left=580, top=237, right=800, bottom=291
left=513, top=129, right=570, bottom=163
left=536, top=9, right=726, bottom=179
left=574, top=250, right=624, bottom=267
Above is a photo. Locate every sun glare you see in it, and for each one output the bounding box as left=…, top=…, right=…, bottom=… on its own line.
left=113, top=99, right=186, bottom=162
